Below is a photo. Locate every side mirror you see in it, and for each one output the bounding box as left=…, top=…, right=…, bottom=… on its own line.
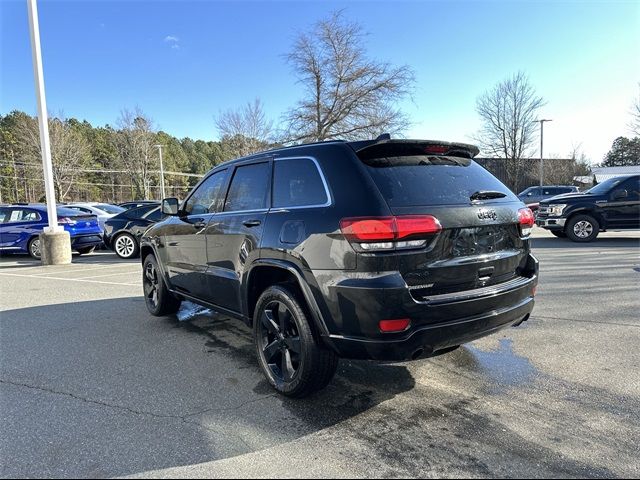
left=613, top=189, right=628, bottom=200
left=161, top=197, right=179, bottom=216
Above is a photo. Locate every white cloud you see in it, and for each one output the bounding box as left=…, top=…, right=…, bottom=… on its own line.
left=164, top=35, right=179, bottom=43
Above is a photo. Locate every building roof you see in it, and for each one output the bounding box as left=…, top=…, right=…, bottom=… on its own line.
left=591, top=166, right=640, bottom=182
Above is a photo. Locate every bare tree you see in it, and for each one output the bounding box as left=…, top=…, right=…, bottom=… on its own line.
left=215, top=98, right=274, bottom=157
left=629, top=84, right=640, bottom=137
left=12, top=113, right=91, bottom=201
left=112, top=108, right=157, bottom=199
left=283, top=11, right=414, bottom=143
left=474, top=72, right=545, bottom=191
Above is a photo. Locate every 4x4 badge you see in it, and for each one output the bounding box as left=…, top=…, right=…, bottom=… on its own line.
left=477, top=209, right=497, bottom=221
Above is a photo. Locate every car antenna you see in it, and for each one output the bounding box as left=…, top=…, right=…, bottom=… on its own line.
left=375, top=133, right=391, bottom=141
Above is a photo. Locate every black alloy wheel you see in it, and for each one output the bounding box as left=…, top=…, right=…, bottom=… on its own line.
left=253, top=285, right=338, bottom=397
left=258, top=300, right=302, bottom=383
left=142, top=254, right=181, bottom=316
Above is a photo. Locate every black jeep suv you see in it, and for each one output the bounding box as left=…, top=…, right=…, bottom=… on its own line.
left=140, top=138, right=538, bottom=397
left=536, top=175, right=640, bottom=242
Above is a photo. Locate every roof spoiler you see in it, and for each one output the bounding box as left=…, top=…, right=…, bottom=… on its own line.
left=348, top=137, right=480, bottom=159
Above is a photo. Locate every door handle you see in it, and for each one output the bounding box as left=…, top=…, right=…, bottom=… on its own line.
left=243, top=219, right=261, bottom=227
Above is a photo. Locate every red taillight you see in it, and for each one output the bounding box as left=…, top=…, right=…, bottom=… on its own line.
left=395, top=216, right=442, bottom=239
left=518, top=208, right=535, bottom=237
left=379, top=318, right=411, bottom=333
left=339, top=217, right=395, bottom=242
left=57, top=216, right=74, bottom=224
left=340, top=215, right=441, bottom=246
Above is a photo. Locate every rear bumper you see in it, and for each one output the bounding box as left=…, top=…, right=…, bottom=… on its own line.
left=327, top=296, right=534, bottom=361
left=317, top=253, right=538, bottom=361
left=71, top=234, right=104, bottom=249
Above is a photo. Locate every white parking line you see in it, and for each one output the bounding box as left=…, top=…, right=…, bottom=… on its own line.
left=31, top=263, right=138, bottom=276
left=0, top=271, right=140, bottom=287
left=77, top=270, right=141, bottom=280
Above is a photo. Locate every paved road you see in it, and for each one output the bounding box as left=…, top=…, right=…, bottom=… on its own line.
left=1, top=229, right=639, bottom=478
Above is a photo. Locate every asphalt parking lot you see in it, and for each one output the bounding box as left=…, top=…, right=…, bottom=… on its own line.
left=1, top=228, right=639, bottom=478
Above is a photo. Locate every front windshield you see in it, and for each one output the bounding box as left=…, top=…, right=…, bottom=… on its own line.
left=585, top=177, right=626, bottom=195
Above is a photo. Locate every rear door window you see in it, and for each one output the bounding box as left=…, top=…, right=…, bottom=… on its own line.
left=272, top=158, right=328, bottom=208
left=363, top=156, right=517, bottom=207
left=224, top=162, right=270, bottom=212
left=5, top=208, right=41, bottom=222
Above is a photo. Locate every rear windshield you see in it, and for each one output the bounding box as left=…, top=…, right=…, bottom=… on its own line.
left=96, top=203, right=125, bottom=214
left=57, top=207, right=88, bottom=216
left=364, top=156, right=517, bottom=207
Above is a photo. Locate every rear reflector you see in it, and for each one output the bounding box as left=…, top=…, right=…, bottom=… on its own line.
left=379, top=318, right=411, bottom=333
left=518, top=208, right=535, bottom=237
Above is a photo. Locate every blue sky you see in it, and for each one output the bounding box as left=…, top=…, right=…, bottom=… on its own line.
left=1, top=0, right=639, bottom=163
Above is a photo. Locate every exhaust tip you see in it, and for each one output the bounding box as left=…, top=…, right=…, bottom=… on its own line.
left=411, top=348, right=424, bottom=360
left=512, top=314, right=530, bottom=327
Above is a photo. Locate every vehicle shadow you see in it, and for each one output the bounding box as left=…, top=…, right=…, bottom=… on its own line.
left=0, top=297, right=414, bottom=478
left=531, top=236, right=640, bottom=249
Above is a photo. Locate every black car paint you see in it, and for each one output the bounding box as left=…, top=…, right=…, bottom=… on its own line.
left=142, top=140, right=538, bottom=361
left=103, top=205, right=162, bottom=251
left=536, top=175, right=640, bottom=232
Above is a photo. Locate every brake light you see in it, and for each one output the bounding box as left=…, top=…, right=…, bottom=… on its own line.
left=423, top=145, right=449, bottom=155
left=518, top=208, right=535, bottom=237
left=379, top=318, right=411, bottom=333
left=340, top=215, right=441, bottom=251
left=57, top=217, right=76, bottom=225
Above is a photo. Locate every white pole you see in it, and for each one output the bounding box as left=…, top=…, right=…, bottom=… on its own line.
left=155, top=144, right=166, bottom=199
left=27, top=0, right=61, bottom=232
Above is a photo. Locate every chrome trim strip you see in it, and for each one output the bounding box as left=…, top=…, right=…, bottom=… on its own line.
left=415, top=275, right=535, bottom=305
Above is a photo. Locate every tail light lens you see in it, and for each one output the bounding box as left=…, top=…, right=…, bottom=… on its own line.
left=57, top=216, right=76, bottom=225
left=340, top=215, right=442, bottom=251
left=518, top=208, right=535, bottom=237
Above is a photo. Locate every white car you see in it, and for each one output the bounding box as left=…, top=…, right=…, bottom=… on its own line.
left=62, top=202, right=126, bottom=231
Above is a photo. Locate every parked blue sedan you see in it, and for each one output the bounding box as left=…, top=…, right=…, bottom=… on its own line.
left=0, top=203, right=103, bottom=259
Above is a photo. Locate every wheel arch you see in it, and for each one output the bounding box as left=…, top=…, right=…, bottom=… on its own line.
left=245, top=259, right=330, bottom=337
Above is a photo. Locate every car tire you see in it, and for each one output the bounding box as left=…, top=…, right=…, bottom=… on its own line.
left=142, top=254, right=181, bottom=316
left=253, top=285, right=338, bottom=398
left=113, top=232, right=139, bottom=259
left=551, top=231, right=567, bottom=238
left=566, top=214, right=600, bottom=242
left=76, top=246, right=96, bottom=255
left=28, top=236, right=41, bottom=260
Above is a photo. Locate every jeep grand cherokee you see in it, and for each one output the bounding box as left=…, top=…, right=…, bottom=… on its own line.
left=140, top=137, right=538, bottom=397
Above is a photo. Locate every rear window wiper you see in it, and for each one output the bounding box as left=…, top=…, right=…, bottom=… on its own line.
left=470, top=190, right=507, bottom=201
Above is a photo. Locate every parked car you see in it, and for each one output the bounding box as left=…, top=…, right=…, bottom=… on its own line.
left=103, top=204, right=164, bottom=259
left=536, top=174, right=640, bottom=241
left=0, top=203, right=103, bottom=259
left=61, top=202, right=125, bottom=230
left=139, top=137, right=538, bottom=397
left=118, top=201, right=159, bottom=210
left=518, top=185, right=579, bottom=205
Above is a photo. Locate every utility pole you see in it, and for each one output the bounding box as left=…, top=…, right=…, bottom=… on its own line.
left=154, top=144, right=166, bottom=199
left=27, top=0, right=71, bottom=264
left=534, top=119, right=552, bottom=186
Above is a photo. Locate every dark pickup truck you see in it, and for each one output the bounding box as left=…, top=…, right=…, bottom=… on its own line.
left=536, top=175, right=640, bottom=242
